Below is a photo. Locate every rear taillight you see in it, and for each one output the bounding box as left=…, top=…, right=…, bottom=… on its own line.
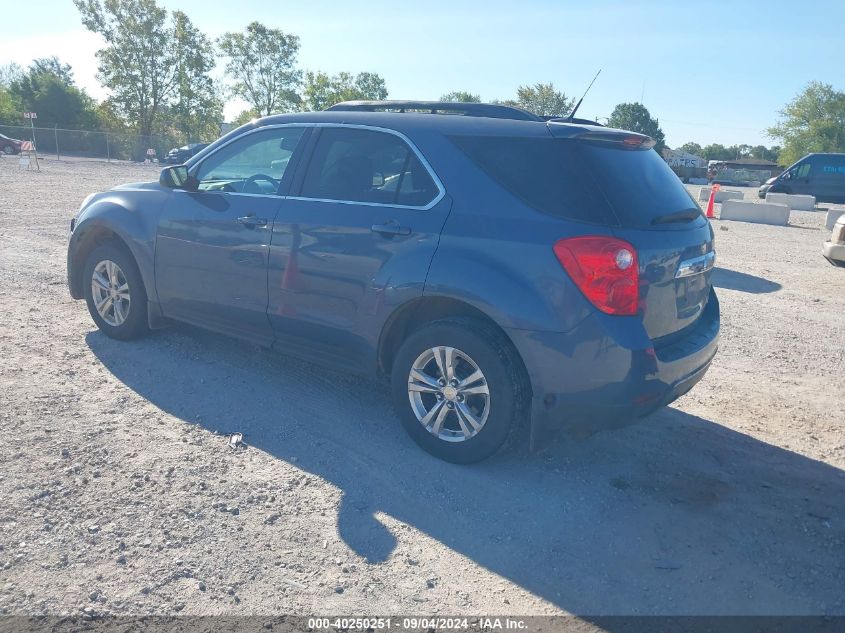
left=553, top=236, right=639, bottom=316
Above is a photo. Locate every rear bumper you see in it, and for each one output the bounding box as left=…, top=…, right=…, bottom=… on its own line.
left=507, top=290, right=720, bottom=449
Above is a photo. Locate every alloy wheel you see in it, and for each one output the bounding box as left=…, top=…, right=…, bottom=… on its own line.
left=407, top=346, right=490, bottom=442
left=91, top=260, right=131, bottom=326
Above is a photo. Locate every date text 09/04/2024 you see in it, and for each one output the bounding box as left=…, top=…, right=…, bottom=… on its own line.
left=307, top=617, right=528, bottom=629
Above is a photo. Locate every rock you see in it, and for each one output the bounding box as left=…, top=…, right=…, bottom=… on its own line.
left=173, top=602, right=185, bottom=612
left=198, top=581, right=206, bottom=592
left=140, top=539, right=152, bottom=548
left=116, top=555, right=126, bottom=565
left=333, top=586, right=344, bottom=594
left=89, top=591, right=99, bottom=601
left=61, top=448, right=70, bottom=459
left=88, top=525, right=100, bottom=533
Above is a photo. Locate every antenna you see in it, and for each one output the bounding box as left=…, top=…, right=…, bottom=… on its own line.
left=566, top=69, right=601, bottom=121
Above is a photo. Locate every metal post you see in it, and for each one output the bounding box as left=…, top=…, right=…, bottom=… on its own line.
left=106, top=132, right=110, bottom=163
left=55, top=124, right=59, bottom=161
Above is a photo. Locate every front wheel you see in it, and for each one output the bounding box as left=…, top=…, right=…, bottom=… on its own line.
left=83, top=244, right=149, bottom=340
left=390, top=318, right=528, bottom=463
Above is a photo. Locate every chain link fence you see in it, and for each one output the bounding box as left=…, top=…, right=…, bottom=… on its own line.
left=0, top=124, right=190, bottom=163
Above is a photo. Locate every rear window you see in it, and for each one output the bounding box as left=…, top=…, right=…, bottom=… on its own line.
left=581, top=143, right=700, bottom=227
left=449, top=136, right=615, bottom=225
left=450, top=135, right=698, bottom=227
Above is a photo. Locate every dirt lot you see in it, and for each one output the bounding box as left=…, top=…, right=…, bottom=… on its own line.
left=1, top=157, right=844, bottom=619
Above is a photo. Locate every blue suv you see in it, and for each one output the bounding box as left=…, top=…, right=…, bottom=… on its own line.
left=67, top=101, right=719, bottom=463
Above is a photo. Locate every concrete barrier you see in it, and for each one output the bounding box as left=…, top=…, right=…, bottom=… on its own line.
left=720, top=200, right=791, bottom=226
left=765, top=193, right=816, bottom=211
left=698, top=187, right=744, bottom=203
left=825, top=209, right=845, bottom=230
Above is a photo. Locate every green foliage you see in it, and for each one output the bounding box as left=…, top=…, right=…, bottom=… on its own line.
left=768, top=81, right=845, bottom=166
left=0, top=87, right=21, bottom=125
left=169, top=11, right=222, bottom=142
left=696, top=143, right=781, bottom=162
left=0, top=63, right=24, bottom=89
left=74, top=0, right=222, bottom=158
left=218, top=21, right=302, bottom=116
left=301, top=71, right=388, bottom=111
left=440, top=91, right=481, bottom=103
left=8, top=56, right=100, bottom=129
left=677, top=142, right=703, bottom=157
left=512, top=83, right=573, bottom=117
left=232, top=109, right=259, bottom=126
left=74, top=0, right=177, bottom=138
left=608, top=102, right=666, bottom=153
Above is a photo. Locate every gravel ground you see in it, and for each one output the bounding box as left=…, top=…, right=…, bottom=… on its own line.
left=0, top=157, right=844, bottom=619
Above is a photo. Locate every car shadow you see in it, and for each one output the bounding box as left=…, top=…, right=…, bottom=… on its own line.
left=712, top=267, right=782, bottom=294
left=86, top=327, right=845, bottom=617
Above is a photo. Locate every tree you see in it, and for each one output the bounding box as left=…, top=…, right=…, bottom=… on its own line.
left=607, top=102, right=666, bottom=153
left=0, top=63, right=23, bottom=89
left=232, top=109, right=259, bottom=126
left=440, top=91, right=481, bottom=103
left=74, top=0, right=178, bottom=140
left=749, top=145, right=781, bottom=162
left=768, top=82, right=845, bottom=166
left=510, top=82, right=573, bottom=117
left=0, top=63, right=24, bottom=125
left=677, top=142, right=704, bottom=157
left=702, top=144, right=731, bottom=161
left=301, top=70, right=388, bottom=111
left=218, top=22, right=302, bottom=116
left=9, top=57, right=100, bottom=129
left=170, top=11, right=221, bottom=142
left=0, top=88, right=21, bottom=125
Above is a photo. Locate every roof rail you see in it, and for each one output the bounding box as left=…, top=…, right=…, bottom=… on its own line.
left=326, top=100, right=543, bottom=122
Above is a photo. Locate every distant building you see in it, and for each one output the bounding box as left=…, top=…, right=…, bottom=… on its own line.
left=708, top=158, right=782, bottom=186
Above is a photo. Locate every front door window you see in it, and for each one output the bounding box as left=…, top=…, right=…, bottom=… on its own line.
left=195, top=128, right=306, bottom=195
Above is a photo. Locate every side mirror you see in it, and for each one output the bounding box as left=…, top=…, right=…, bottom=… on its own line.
left=160, top=165, right=197, bottom=190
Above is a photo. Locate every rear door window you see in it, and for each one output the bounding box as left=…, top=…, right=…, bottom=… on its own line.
left=299, top=127, right=439, bottom=207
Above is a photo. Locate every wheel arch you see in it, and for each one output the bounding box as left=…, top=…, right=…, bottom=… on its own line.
left=377, top=295, right=531, bottom=393
left=69, top=224, right=148, bottom=301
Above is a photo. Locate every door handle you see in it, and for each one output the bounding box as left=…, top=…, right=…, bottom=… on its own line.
left=237, top=214, right=268, bottom=228
left=371, top=221, right=411, bottom=236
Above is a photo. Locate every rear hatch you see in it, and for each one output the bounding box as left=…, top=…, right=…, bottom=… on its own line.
left=551, top=125, right=715, bottom=342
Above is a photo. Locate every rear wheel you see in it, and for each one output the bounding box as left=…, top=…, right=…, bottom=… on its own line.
left=390, top=318, right=527, bottom=463
left=2, top=145, right=13, bottom=155
left=83, top=244, right=149, bottom=340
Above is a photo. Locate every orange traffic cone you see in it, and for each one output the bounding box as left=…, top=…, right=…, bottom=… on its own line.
left=705, top=184, right=721, bottom=219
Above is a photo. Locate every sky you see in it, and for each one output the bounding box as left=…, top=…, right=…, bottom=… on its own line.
left=1, top=0, right=843, bottom=148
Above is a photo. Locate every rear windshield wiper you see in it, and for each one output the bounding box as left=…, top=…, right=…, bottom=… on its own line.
left=651, top=209, right=702, bottom=225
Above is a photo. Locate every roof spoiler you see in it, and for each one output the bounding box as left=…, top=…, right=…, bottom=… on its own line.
left=547, top=121, right=656, bottom=149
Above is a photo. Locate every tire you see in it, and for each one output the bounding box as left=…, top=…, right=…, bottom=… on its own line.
left=83, top=243, right=149, bottom=340
left=2, top=145, right=13, bottom=155
left=390, top=317, right=528, bottom=463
